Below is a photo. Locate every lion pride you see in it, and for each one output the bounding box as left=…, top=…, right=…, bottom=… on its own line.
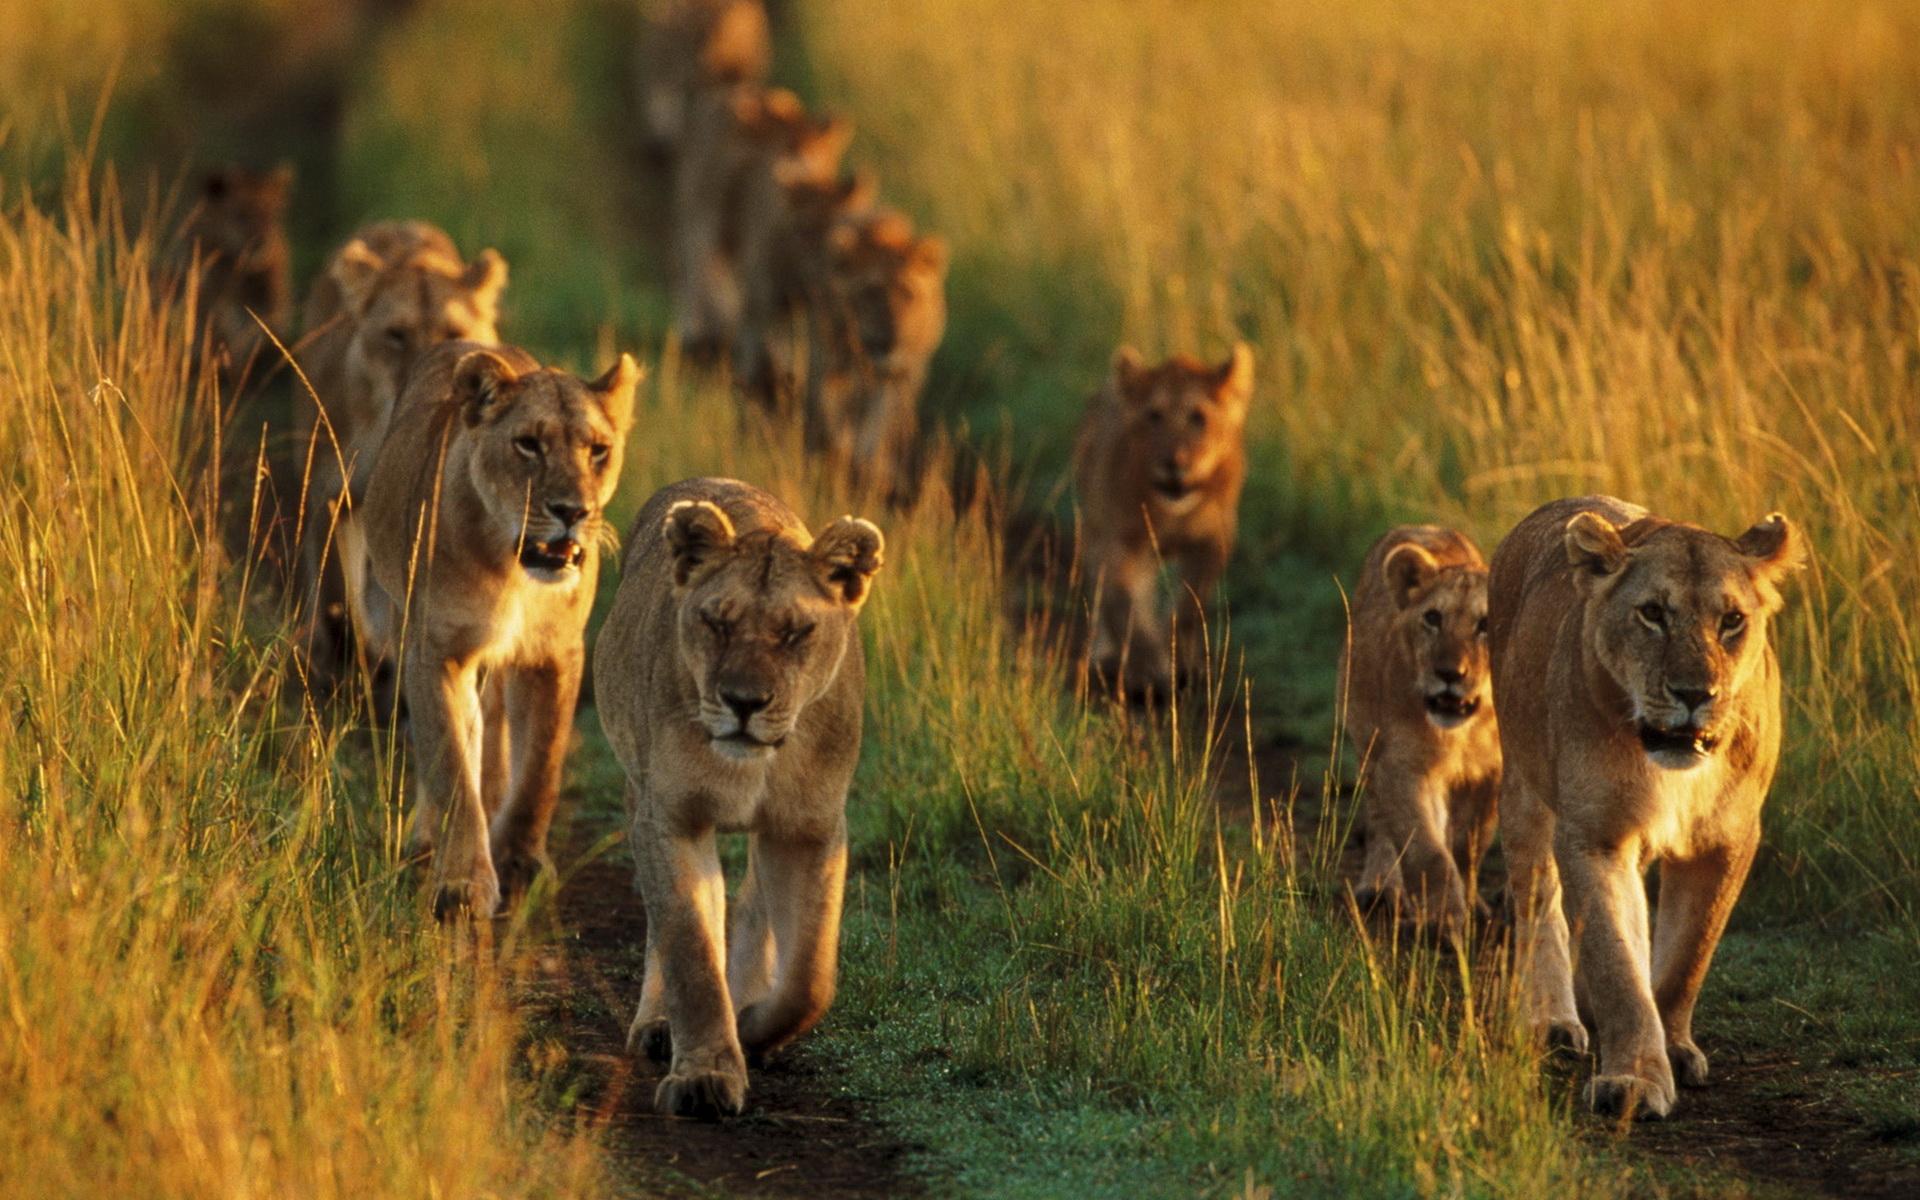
left=1489, top=495, right=1803, bottom=1119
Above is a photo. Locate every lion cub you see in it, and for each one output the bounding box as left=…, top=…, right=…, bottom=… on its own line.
left=1490, top=496, right=1803, bottom=1119
left=594, top=478, right=884, bottom=1119
left=294, top=222, right=508, bottom=683
left=1341, top=526, right=1500, bottom=933
left=357, top=341, right=639, bottom=918
left=1074, top=344, right=1253, bottom=697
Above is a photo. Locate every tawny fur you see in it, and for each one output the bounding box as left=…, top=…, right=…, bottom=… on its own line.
left=1340, top=525, right=1500, bottom=933
left=170, top=163, right=293, bottom=384
left=594, top=478, right=883, bottom=1120
left=1489, top=495, right=1803, bottom=1120
left=293, top=221, right=508, bottom=684
left=1073, top=343, right=1252, bottom=697
left=357, top=340, right=638, bottom=919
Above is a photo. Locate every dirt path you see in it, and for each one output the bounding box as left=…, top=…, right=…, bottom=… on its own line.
left=524, top=785, right=923, bottom=1199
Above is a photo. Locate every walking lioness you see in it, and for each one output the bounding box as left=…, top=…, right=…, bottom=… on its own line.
left=594, top=478, right=884, bottom=1119
left=1341, top=525, right=1499, bottom=933
left=358, top=341, right=639, bottom=918
left=1489, top=495, right=1803, bottom=1119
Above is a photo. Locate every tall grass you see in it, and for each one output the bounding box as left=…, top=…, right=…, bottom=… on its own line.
left=0, top=167, right=604, bottom=1198
left=799, top=0, right=1920, bottom=926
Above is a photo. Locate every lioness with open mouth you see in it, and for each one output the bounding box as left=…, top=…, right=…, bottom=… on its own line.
left=1489, top=495, right=1804, bottom=1120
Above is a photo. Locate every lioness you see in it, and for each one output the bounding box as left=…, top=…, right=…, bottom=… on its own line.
left=294, top=222, right=508, bottom=684
left=736, top=169, right=878, bottom=404
left=1489, top=495, right=1803, bottom=1119
left=1341, top=525, right=1499, bottom=932
left=1074, top=343, right=1253, bottom=697
left=807, top=212, right=949, bottom=493
left=672, top=86, right=851, bottom=357
left=638, top=0, right=772, bottom=158
left=171, top=163, right=293, bottom=381
left=594, top=478, right=883, bottom=1119
left=358, top=341, right=639, bottom=917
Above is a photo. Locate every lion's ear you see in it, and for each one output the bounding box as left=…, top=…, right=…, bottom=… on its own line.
left=330, top=238, right=386, bottom=313
left=911, top=235, right=949, bottom=281
left=1735, top=512, right=1806, bottom=584
left=1382, top=542, right=1441, bottom=608
left=843, top=169, right=879, bottom=214
left=589, top=353, right=642, bottom=433
left=461, top=248, right=509, bottom=311
left=807, top=114, right=855, bottom=169
left=1564, top=511, right=1628, bottom=577
left=1112, top=346, right=1148, bottom=399
left=664, top=500, right=736, bottom=587
left=809, top=516, right=885, bottom=608
left=261, top=162, right=294, bottom=208
left=1215, top=341, right=1254, bottom=419
left=453, top=349, right=520, bottom=426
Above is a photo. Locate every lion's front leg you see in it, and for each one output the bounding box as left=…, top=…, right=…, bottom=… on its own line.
left=1357, top=773, right=1468, bottom=933
left=1559, top=836, right=1674, bottom=1119
left=1170, top=536, right=1227, bottom=685
left=631, top=811, right=746, bottom=1119
left=1089, top=546, right=1167, bottom=698
left=1502, top=776, right=1584, bottom=1052
left=735, top=827, right=848, bottom=1062
left=404, top=649, right=499, bottom=920
left=489, top=654, right=582, bottom=904
left=1651, top=837, right=1757, bottom=1090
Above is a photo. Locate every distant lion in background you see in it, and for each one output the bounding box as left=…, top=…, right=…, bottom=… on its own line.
left=1074, top=343, right=1252, bottom=699
left=293, top=221, right=508, bottom=688
left=170, top=163, right=293, bottom=383
left=638, top=0, right=772, bottom=159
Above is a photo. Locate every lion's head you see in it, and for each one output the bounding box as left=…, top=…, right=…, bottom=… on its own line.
left=736, top=87, right=853, bottom=187
left=1381, top=543, right=1492, bottom=730
left=449, top=348, right=640, bottom=583
left=1109, top=343, right=1253, bottom=513
left=185, top=163, right=292, bottom=275
left=1565, top=510, right=1805, bottom=769
left=825, top=213, right=948, bottom=375
left=330, top=231, right=508, bottom=425
left=662, top=500, right=883, bottom=760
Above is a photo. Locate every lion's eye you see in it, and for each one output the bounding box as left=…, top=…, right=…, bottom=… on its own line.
left=1187, top=411, right=1205, bottom=430
left=1720, top=609, right=1746, bottom=637
left=442, top=325, right=464, bottom=341
left=701, top=611, right=731, bottom=637
left=1143, top=408, right=1163, bottom=425
left=1638, top=601, right=1667, bottom=627
left=1422, top=609, right=1442, bottom=629
left=1475, top=616, right=1489, bottom=637
left=383, top=326, right=409, bottom=350
left=589, top=443, right=612, bottom=467
left=783, top=623, right=816, bottom=648
left=512, top=435, right=541, bottom=459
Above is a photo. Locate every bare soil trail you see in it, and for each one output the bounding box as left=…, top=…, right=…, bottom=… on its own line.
left=525, top=783, right=924, bottom=1199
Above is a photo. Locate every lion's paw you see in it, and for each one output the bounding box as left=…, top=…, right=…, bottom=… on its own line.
left=1668, top=1040, right=1710, bottom=1088
left=431, top=869, right=501, bottom=922
left=654, top=1068, right=746, bottom=1120
left=1585, top=1071, right=1674, bottom=1120
left=1541, top=1018, right=1590, bottom=1056
left=628, top=1019, right=672, bottom=1065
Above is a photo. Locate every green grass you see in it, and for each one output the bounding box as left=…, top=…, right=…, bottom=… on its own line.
left=5, top=0, right=1917, bottom=1196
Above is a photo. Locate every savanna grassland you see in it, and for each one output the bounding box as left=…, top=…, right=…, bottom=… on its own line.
left=2, top=0, right=1916, bottom=1196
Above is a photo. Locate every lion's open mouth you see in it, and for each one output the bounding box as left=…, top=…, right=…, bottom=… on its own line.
left=1153, top=480, right=1194, bottom=501
left=519, top=537, right=584, bottom=574
left=1637, top=723, right=1719, bottom=759
left=1425, top=693, right=1481, bottom=720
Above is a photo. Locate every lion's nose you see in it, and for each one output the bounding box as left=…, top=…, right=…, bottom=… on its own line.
left=1434, top=664, right=1466, bottom=686
left=722, top=689, right=771, bottom=721
left=547, top=501, right=589, bottom=527
left=1668, top=684, right=1717, bottom=712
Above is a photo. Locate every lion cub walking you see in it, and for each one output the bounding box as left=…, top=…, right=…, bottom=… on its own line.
left=1489, top=496, right=1803, bottom=1119
left=594, top=478, right=884, bottom=1119
left=1074, top=344, right=1252, bottom=697
left=357, top=341, right=639, bottom=918
left=1341, top=526, right=1499, bottom=932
